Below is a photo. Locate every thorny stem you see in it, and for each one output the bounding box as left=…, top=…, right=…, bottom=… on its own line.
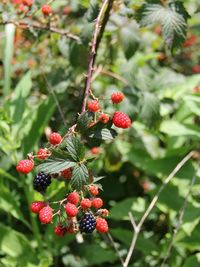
left=81, top=0, right=114, bottom=113
left=122, top=151, right=196, bottom=267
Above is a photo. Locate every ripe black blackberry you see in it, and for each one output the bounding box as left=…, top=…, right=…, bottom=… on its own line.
left=33, top=172, right=51, bottom=193
left=79, top=213, right=96, bottom=234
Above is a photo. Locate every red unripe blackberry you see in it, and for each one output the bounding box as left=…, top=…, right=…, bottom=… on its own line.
left=79, top=213, right=96, bottom=234
left=39, top=206, right=53, bottom=224
left=61, top=168, right=72, bottom=179
left=192, top=65, right=200, bottom=74
left=67, top=192, right=80, bottom=206
left=112, top=111, right=131, bottom=129
left=42, top=5, right=52, bottom=16
left=30, top=201, right=46, bottom=213
left=81, top=198, right=92, bottom=209
left=54, top=225, right=66, bottom=237
left=96, top=217, right=108, bottom=233
left=33, top=172, right=51, bottom=193
left=65, top=203, right=78, bottom=217
left=12, top=0, right=22, bottom=4
left=49, top=132, right=62, bottom=145
left=99, top=113, right=110, bottom=124
left=88, top=100, right=100, bottom=112
left=22, top=0, right=32, bottom=6
left=90, top=147, right=101, bottom=155
left=16, top=159, right=34, bottom=174
left=111, top=92, right=124, bottom=104
left=91, top=198, right=103, bottom=209
left=37, top=148, right=49, bottom=160
left=89, top=185, right=99, bottom=196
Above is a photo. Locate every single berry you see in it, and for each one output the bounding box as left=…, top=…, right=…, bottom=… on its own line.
left=91, top=198, right=103, bottom=209
left=88, top=100, right=100, bottom=112
left=61, top=168, right=72, bottom=179
left=89, top=185, right=99, bottom=196
left=112, top=111, right=131, bottom=129
left=54, top=225, right=66, bottom=237
left=16, top=159, right=34, bottom=174
left=33, top=172, right=51, bottom=193
left=18, top=4, right=25, bottom=12
left=65, top=203, right=78, bottom=217
left=22, top=0, right=33, bottom=6
left=81, top=198, right=92, bottom=210
left=37, top=148, right=49, bottom=160
left=67, top=192, right=80, bottom=206
left=96, top=217, right=108, bottom=233
left=90, top=147, right=101, bottom=155
left=192, top=65, right=200, bottom=74
left=30, top=201, right=46, bottom=213
left=99, top=113, right=110, bottom=124
left=49, top=132, right=62, bottom=145
left=111, top=92, right=124, bottom=104
left=39, top=206, right=53, bottom=224
left=42, top=5, right=52, bottom=16
left=79, top=213, right=96, bottom=234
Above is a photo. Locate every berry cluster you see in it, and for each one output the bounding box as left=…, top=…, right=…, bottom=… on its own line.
left=16, top=91, right=132, bottom=238
left=30, top=186, right=109, bottom=235
left=87, top=91, right=132, bottom=129
left=11, top=0, right=52, bottom=16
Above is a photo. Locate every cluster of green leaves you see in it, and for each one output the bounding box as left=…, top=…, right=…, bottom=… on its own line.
left=0, top=0, right=200, bottom=266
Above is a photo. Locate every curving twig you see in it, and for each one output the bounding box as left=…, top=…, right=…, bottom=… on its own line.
left=1, top=20, right=80, bottom=41
left=123, top=151, right=195, bottom=267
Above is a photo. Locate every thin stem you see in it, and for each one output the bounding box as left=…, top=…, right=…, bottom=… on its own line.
left=123, top=151, right=195, bottom=267
left=106, top=232, right=125, bottom=266
left=1, top=20, right=80, bottom=41
left=81, top=0, right=114, bottom=113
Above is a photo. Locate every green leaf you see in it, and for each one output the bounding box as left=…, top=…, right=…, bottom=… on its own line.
left=88, top=127, right=117, bottom=140
left=119, top=24, right=140, bottom=59
left=36, top=159, right=76, bottom=174
left=66, top=135, right=85, bottom=161
left=160, top=120, right=200, bottom=140
left=9, top=71, right=32, bottom=124
left=71, top=164, right=89, bottom=190
left=136, top=2, right=190, bottom=49
left=76, top=111, right=94, bottom=133
left=183, top=253, right=200, bottom=267
left=138, top=92, right=160, bottom=128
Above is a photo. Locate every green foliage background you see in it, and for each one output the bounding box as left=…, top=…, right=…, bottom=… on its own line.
left=0, top=0, right=200, bottom=266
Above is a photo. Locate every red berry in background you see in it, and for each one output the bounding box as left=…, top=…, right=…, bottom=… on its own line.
left=37, top=148, right=49, bottom=160
left=39, top=206, right=53, bottom=224
left=192, top=65, right=200, bottom=74
left=18, top=4, right=25, bottom=12
left=54, top=225, right=66, bottom=237
left=61, top=168, right=72, bottom=179
left=90, top=147, right=101, bottom=155
left=111, top=92, right=124, bottom=104
left=91, top=198, right=103, bottom=209
left=67, top=192, right=80, bottom=206
left=42, top=5, right=52, bottom=16
left=88, top=100, right=100, bottom=112
left=12, top=0, right=22, bottom=4
left=89, top=185, right=99, bottom=196
left=49, top=132, right=62, bottom=145
left=16, top=159, right=34, bottom=174
left=99, top=113, right=110, bottom=124
left=65, top=203, right=78, bottom=217
left=22, top=0, right=33, bottom=6
left=81, top=198, right=92, bottom=209
left=30, top=201, right=46, bottom=213
left=183, top=34, right=197, bottom=48
left=96, top=217, right=109, bottom=233
left=112, top=111, right=131, bottom=129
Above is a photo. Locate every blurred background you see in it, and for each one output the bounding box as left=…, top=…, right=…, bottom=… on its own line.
left=0, top=0, right=200, bottom=266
